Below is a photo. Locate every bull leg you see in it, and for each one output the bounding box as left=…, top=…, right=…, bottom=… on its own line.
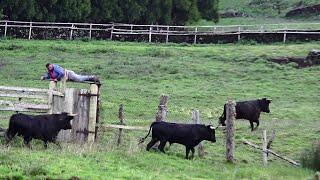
left=158, top=140, right=167, bottom=153
left=253, top=120, right=260, bottom=131
left=43, top=141, right=48, bottom=149
left=23, top=136, right=32, bottom=149
left=185, top=147, right=190, bottom=159
left=250, top=121, right=254, bottom=131
left=190, top=147, right=195, bottom=159
left=146, top=138, right=158, bottom=151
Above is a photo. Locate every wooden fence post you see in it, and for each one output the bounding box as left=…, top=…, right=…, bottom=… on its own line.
left=194, top=27, right=198, bottom=44
left=283, top=25, right=287, bottom=43
left=226, top=99, right=235, bottom=162
left=117, top=104, right=125, bottom=146
left=238, top=26, right=241, bottom=41
left=166, top=26, right=169, bottom=43
left=88, top=84, right=98, bottom=143
left=110, top=23, right=114, bottom=40
left=149, top=26, right=152, bottom=43
left=89, top=24, right=92, bottom=40
left=262, top=130, right=268, bottom=165
left=48, top=81, right=57, bottom=114
left=70, top=24, right=74, bottom=40
left=192, top=110, right=205, bottom=157
left=28, top=22, right=32, bottom=40
left=155, top=94, right=169, bottom=122
left=4, top=21, right=7, bottom=38
left=59, top=77, right=67, bottom=94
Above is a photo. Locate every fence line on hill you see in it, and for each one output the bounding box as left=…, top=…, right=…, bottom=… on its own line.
left=1, top=20, right=320, bottom=43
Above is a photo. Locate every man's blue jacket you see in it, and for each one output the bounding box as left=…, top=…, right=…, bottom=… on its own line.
left=44, top=64, right=65, bottom=80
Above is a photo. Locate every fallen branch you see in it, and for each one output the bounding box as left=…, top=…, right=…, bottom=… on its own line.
left=243, top=140, right=300, bottom=166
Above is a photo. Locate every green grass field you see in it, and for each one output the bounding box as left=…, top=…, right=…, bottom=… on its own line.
left=192, top=0, right=320, bottom=26
left=0, top=39, right=319, bottom=179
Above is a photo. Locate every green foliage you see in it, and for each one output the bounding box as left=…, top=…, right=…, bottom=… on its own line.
left=301, top=141, right=320, bottom=171
left=0, top=0, right=219, bottom=25
left=198, top=0, right=219, bottom=23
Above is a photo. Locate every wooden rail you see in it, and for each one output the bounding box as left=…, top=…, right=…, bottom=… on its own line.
left=0, top=85, right=62, bottom=113
left=1, top=20, right=320, bottom=43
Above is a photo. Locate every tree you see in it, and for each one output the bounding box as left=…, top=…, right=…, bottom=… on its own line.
left=172, top=0, right=200, bottom=25
left=198, top=0, right=219, bottom=23
left=54, top=0, right=91, bottom=22
left=90, top=0, right=122, bottom=23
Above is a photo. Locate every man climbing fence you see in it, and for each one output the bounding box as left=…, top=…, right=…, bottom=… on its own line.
left=40, top=63, right=100, bottom=84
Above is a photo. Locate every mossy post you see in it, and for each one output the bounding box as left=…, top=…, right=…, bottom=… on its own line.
left=226, top=99, right=235, bottom=163
left=155, top=94, right=169, bottom=122
left=192, top=110, right=205, bottom=157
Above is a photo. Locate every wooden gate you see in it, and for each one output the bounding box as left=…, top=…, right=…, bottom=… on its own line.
left=0, top=81, right=101, bottom=144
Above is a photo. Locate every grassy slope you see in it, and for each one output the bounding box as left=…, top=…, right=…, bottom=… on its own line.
left=193, top=0, right=320, bottom=25
left=0, top=39, right=319, bottom=179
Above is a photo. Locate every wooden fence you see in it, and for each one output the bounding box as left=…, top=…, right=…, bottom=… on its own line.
left=0, top=20, right=320, bottom=43
left=0, top=81, right=101, bottom=144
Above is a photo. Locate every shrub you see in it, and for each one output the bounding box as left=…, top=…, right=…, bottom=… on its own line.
left=300, top=140, right=320, bottom=171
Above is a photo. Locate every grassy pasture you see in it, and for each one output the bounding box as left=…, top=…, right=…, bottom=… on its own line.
left=0, top=39, right=319, bottom=179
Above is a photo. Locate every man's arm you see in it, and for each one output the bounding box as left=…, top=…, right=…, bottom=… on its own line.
left=54, top=64, right=65, bottom=80
left=41, top=72, right=50, bottom=80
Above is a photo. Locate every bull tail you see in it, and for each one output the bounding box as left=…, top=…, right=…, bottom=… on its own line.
left=138, top=122, right=157, bottom=144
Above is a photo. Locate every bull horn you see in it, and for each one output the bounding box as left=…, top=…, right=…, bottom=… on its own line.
left=209, top=126, right=215, bottom=130
left=267, top=99, right=272, bottom=101
left=68, top=113, right=78, bottom=117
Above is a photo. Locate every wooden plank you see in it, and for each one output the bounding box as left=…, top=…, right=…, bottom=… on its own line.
left=57, top=88, right=76, bottom=142
left=100, top=124, right=148, bottom=131
left=0, top=100, right=48, bottom=109
left=0, top=86, right=48, bottom=93
left=243, top=140, right=300, bottom=166
left=0, top=107, right=48, bottom=113
left=0, top=93, right=47, bottom=100
left=72, top=89, right=90, bottom=143
left=88, top=84, right=98, bottom=143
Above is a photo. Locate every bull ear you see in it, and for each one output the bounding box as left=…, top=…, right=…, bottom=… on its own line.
left=267, top=99, right=272, bottom=103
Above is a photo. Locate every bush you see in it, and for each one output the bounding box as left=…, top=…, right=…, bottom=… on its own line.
left=300, top=140, right=320, bottom=171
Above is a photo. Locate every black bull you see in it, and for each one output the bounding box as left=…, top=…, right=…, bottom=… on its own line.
left=140, top=121, right=216, bottom=159
left=219, top=98, right=272, bottom=131
left=5, top=112, right=75, bottom=148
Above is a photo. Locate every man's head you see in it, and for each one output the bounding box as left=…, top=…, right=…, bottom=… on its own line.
left=46, top=63, right=54, bottom=71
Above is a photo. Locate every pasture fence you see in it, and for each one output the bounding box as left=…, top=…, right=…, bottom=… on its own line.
left=1, top=20, right=320, bottom=43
